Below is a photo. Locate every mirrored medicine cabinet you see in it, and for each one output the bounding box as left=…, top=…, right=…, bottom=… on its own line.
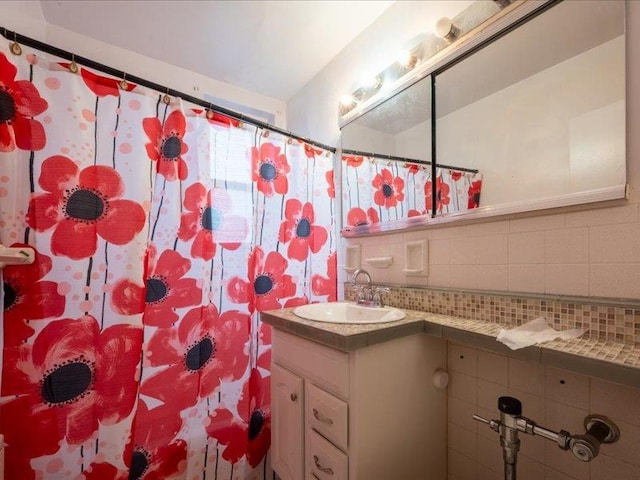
left=340, top=0, right=626, bottom=237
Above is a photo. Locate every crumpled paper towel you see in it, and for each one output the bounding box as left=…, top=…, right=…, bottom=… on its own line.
left=496, top=317, right=585, bottom=350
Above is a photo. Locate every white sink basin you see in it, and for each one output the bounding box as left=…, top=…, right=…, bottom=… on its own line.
left=293, top=302, right=406, bottom=324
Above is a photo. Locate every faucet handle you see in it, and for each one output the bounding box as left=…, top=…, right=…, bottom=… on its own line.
left=372, top=287, right=389, bottom=307
left=473, top=414, right=500, bottom=432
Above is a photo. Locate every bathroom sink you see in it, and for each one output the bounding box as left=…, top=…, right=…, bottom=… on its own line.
left=293, top=301, right=406, bottom=324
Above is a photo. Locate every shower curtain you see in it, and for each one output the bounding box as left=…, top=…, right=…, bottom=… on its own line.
left=341, top=153, right=482, bottom=228
left=0, top=43, right=336, bottom=479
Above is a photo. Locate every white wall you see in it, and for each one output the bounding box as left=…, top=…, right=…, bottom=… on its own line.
left=288, top=1, right=640, bottom=300
left=0, top=1, right=286, bottom=127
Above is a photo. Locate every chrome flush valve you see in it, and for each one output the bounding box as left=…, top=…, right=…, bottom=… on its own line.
left=474, top=396, right=620, bottom=480
left=570, top=415, right=620, bottom=462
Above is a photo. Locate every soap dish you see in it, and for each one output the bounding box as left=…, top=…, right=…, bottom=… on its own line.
left=364, top=256, right=393, bottom=269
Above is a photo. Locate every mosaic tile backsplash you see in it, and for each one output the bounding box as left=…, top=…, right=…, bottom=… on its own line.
left=345, top=285, right=640, bottom=346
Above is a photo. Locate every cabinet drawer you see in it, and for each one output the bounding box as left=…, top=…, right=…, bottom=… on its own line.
left=273, top=329, right=349, bottom=399
left=306, top=429, right=348, bottom=480
left=306, top=383, right=348, bottom=451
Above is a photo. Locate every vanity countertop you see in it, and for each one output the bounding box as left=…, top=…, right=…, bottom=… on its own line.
left=260, top=305, right=640, bottom=389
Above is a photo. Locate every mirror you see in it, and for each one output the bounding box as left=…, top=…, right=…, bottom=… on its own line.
left=435, top=0, right=625, bottom=218
left=340, top=75, right=433, bottom=231
left=340, top=0, right=626, bottom=236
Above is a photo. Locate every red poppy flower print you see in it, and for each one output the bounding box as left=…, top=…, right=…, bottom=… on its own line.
left=0, top=317, right=142, bottom=478
left=140, top=304, right=249, bottom=410
left=311, top=252, right=337, bottom=302
left=208, top=111, right=240, bottom=127
left=408, top=209, right=424, bottom=217
left=227, top=247, right=296, bottom=312
left=373, top=168, right=405, bottom=208
left=3, top=243, right=65, bottom=346
left=177, top=182, right=248, bottom=261
left=257, top=321, right=272, bottom=371
left=406, top=163, right=421, bottom=175
left=111, top=246, right=202, bottom=327
left=303, top=142, right=323, bottom=158
left=424, top=175, right=450, bottom=213
left=207, top=368, right=271, bottom=468
left=252, top=142, right=290, bottom=196
left=0, top=52, right=48, bottom=152
left=123, top=401, right=186, bottom=480
left=26, top=155, right=146, bottom=259
left=84, top=426, right=186, bottom=480
left=83, top=462, right=128, bottom=480
left=450, top=170, right=463, bottom=182
left=326, top=170, right=335, bottom=198
left=468, top=179, right=482, bottom=209
left=343, top=155, right=364, bottom=168
left=143, top=110, right=189, bottom=181
left=284, top=295, right=309, bottom=308
left=346, top=207, right=380, bottom=227
left=80, top=68, right=136, bottom=97
left=125, top=440, right=187, bottom=480
left=278, top=199, right=328, bottom=262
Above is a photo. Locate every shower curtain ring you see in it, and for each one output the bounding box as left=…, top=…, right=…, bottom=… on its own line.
left=162, top=88, right=171, bottom=105
left=237, top=114, right=244, bottom=129
left=119, top=73, right=129, bottom=90
left=10, top=31, right=22, bottom=56
left=68, top=53, right=79, bottom=73
left=206, top=103, right=214, bottom=120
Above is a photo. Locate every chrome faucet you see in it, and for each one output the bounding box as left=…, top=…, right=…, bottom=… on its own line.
left=351, top=269, right=373, bottom=305
left=474, top=396, right=619, bottom=480
left=351, top=269, right=389, bottom=307
left=352, top=268, right=372, bottom=287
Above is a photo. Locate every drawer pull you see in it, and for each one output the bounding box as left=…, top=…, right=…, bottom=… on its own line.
left=313, top=455, right=334, bottom=475
left=313, top=408, right=334, bottom=425
left=290, top=393, right=298, bottom=402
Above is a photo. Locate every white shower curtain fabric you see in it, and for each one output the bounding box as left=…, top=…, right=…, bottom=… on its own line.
left=0, top=42, right=336, bottom=480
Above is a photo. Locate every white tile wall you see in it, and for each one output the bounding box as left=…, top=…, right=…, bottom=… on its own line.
left=446, top=342, right=640, bottom=480
left=342, top=197, right=640, bottom=298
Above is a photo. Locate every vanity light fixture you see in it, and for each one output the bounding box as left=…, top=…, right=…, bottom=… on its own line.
left=397, top=49, right=418, bottom=69
left=435, top=17, right=459, bottom=43
left=359, top=73, right=381, bottom=91
left=339, top=94, right=357, bottom=108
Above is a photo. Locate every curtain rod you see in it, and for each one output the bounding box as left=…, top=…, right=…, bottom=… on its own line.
left=0, top=27, right=337, bottom=154
left=340, top=148, right=479, bottom=174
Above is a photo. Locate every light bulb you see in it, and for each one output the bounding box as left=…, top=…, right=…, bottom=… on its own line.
left=435, top=17, right=459, bottom=43
left=359, top=73, right=380, bottom=90
left=339, top=94, right=356, bottom=107
left=397, top=49, right=417, bottom=68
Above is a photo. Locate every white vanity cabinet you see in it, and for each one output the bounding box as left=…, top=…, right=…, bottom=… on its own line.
left=270, top=328, right=447, bottom=480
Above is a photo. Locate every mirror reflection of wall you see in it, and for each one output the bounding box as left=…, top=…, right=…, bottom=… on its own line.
left=435, top=0, right=625, bottom=210
left=342, top=74, right=431, bottom=162
left=340, top=75, right=432, bottom=230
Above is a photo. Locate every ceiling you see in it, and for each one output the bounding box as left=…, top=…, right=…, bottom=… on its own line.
left=39, top=0, right=394, bottom=101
